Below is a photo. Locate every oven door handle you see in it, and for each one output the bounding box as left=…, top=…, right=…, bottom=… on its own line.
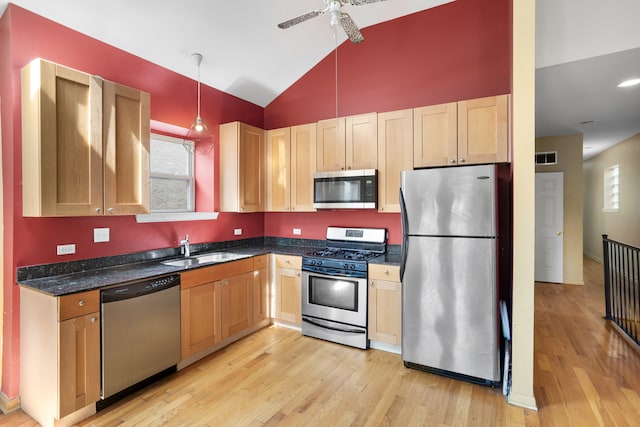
left=302, top=317, right=366, bottom=335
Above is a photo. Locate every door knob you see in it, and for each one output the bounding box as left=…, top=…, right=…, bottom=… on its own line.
left=557, top=231, right=563, bottom=236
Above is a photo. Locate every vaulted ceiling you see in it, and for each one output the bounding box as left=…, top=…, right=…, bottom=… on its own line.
left=2, top=0, right=640, bottom=158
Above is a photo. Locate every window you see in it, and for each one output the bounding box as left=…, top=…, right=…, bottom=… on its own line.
left=150, top=134, right=194, bottom=212
left=603, top=164, right=619, bottom=212
left=535, top=151, right=557, bottom=165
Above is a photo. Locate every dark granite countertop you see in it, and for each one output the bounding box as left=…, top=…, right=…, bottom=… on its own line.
left=17, top=238, right=401, bottom=297
left=17, top=238, right=322, bottom=297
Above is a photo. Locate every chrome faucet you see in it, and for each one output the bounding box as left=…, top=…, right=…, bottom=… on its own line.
left=180, top=234, right=190, bottom=257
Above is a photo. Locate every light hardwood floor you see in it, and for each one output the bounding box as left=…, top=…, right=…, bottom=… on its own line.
left=3, top=257, right=640, bottom=426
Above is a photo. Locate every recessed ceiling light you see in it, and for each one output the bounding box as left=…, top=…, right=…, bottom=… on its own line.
left=618, top=78, right=640, bottom=88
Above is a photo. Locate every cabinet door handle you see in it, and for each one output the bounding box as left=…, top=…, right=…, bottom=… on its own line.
left=295, top=272, right=301, bottom=277
left=90, top=317, right=97, bottom=323
left=369, top=280, right=374, bottom=287
left=285, top=259, right=290, bottom=264
left=78, top=300, right=85, bottom=307
left=108, top=207, right=115, bottom=214
left=384, top=270, right=389, bottom=275
left=459, top=158, right=466, bottom=163
left=224, top=280, right=229, bottom=286
left=450, top=159, right=456, bottom=164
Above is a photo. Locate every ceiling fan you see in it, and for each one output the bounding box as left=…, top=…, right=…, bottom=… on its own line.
left=278, top=0, right=389, bottom=44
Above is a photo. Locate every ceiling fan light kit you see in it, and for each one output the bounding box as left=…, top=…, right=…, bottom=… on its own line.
left=278, top=0, right=388, bottom=44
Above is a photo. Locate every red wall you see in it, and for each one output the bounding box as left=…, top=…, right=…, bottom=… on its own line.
left=0, top=5, right=265, bottom=400
left=0, top=0, right=511, bottom=402
left=264, top=0, right=511, bottom=245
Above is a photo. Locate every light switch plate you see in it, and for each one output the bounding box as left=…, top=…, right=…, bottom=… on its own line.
left=234, top=228, right=242, bottom=236
left=57, top=244, right=76, bottom=255
left=94, top=228, right=110, bottom=243
left=293, top=228, right=301, bottom=235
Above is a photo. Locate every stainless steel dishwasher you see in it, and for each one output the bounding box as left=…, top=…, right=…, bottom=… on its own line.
left=100, top=274, right=181, bottom=404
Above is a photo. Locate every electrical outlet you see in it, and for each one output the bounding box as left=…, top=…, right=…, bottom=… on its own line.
left=293, top=228, right=301, bottom=235
left=57, top=244, right=76, bottom=255
left=94, top=228, right=110, bottom=243
left=234, top=228, right=242, bottom=236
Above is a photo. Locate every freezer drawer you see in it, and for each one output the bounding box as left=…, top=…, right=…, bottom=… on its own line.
left=401, top=236, right=500, bottom=383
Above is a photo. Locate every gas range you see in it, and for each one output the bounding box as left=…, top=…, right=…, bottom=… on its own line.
left=302, top=227, right=387, bottom=278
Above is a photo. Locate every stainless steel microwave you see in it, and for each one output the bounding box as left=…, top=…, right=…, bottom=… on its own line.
left=313, top=169, right=377, bottom=209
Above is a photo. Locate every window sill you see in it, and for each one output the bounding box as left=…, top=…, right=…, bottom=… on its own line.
left=602, top=208, right=619, bottom=213
left=135, top=212, right=219, bottom=223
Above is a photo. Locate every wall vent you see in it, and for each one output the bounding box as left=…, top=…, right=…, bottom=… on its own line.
left=535, top=151, right=557, bottom=165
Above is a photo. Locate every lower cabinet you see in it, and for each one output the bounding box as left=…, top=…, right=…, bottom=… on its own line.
left=368, top=264, right=402, bottom=346
left=20, top=288, right=101, bottom=427
left=180, top=256, right=271, bottom=362
left=274, top=254, right=302, bottom=326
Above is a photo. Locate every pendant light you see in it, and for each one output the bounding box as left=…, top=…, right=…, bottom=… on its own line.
left=191, top=52, right=207, bottom=134
left=183, top=52, right=213, bottom=155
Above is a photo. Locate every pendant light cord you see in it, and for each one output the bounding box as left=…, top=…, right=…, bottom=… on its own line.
left=334, top=27, right=339, bottom=128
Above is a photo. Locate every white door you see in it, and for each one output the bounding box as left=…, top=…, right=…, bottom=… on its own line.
left=535, top=172, right=564, bottom=283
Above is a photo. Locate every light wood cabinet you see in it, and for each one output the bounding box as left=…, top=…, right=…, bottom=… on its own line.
left=180, top=280, right=222, bottom=358
left=274, top=254, right=302, bottom=326
left=266, top=124, right=316, bottom=212
left=221, top=271, right=254, bottom=339
left=180, top=257, right=264, bottom=360
left=414, top=95, right=509, bottom=168
left=253, top=255, right=270, bottom=324
left=457, top=94, right=510, bottom=164
left=368, top=264, right=402, bottom=346
left=21, top=58, right=150, bottom=216
left=291, top=123, right=317, bottom=211
left=316, top=113, right=377, bottom=171
left=413, top=102, right=458, bottom=167
left=102, top=80, right=150, bottom=215
left=377, top=109, right=414, bottom=213
left=21, top=288, right=101, bottom=426
left=220, top=121, right=265, bottom=212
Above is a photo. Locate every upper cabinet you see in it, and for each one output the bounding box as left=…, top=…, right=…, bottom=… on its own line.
left=413, top=102, right=457, bottom=167
left=316, top=113, right=377, bottom=172
left=266, top=124, right=316, bottom=212
left=414, top=95, right=510, bottom=168
left=102, top=81, right=151, bottom=215
left=21, top=58, right=150, bottom=216
left=457, top=95, right=510, bottom=164
left=377, top=109, right=413, bottom=213
left=220, top=121, right=265, bottom=212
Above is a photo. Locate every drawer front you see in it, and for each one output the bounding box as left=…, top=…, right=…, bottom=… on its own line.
left=58, top=290, right=100, bottom=321
left=181, top=257, right=255, bottom=289
left=253, top=254, right=268, bottom=270
left=275, top=254, right=302, bottom=270
left=368, top=264, right=401, bottom=282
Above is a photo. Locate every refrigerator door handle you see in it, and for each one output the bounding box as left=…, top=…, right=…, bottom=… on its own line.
left=399, top=188, right=409, bottom=282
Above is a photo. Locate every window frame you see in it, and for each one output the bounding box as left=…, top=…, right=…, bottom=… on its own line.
left=149, top=133, right=196, bottom=214
left=603, top=164, right=620, bottom=213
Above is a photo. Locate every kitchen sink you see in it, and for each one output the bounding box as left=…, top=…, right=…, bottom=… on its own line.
left=160, top=257, right=201, bottom=267
left=160, top=251, right=246, bottom=267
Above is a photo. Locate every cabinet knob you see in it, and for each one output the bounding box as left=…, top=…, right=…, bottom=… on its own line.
left=384, top=269, right=389, bottom=275
left=285, top=259, right=290, bottom=264
left=459, top=158, right=466, bottom=163
left=78, top=300, right=85, bottom=307
left=296, top=272, right=301, bottom=277
left=108, top=207, right=115, bottom=214
left=216, top=281, right=222, bottom=288
left=369, top=280, right=374, bottom=287
left=224, top=280, right=229, bottom=286
left=240, top=207, right=244, bottom=212
left=95, top=208, right=102, bottom=213
left=90, top=317, right=97, bottom=323
left=450, top=159, right=456, bottom=164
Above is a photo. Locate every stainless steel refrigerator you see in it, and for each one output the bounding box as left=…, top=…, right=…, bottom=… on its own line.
left=399, top=164, right=510, bottom=386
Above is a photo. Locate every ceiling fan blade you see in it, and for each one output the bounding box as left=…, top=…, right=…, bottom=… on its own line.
left=348, top=0, right=389, bottom=5
left=278, top=10, right=324, bottom=29
left=340, top=12, right=364, bottom=43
